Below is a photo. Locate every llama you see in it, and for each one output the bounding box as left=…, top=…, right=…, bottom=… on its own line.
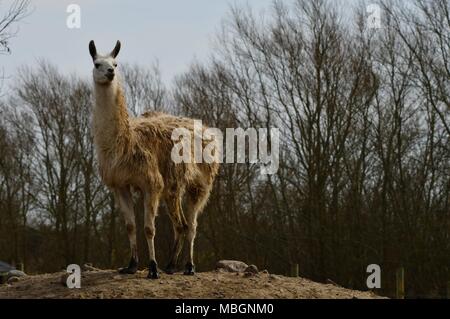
left=88, top=40, right=219, bottom=279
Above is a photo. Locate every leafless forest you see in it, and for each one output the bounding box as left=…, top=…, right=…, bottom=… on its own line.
left=0, top=0, right=449, bottom=298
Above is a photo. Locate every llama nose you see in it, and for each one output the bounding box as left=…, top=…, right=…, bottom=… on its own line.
left=107, top=68, right=114, bottom=74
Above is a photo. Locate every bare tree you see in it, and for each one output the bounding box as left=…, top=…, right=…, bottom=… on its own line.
left=0, top=0, right=447, bottom=298
left=0, top=0, right=30, bottom=54
left=120, top=62, right=168, bottom=115
left=173, top=0, right=449, bottom=297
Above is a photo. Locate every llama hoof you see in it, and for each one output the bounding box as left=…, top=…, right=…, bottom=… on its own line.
left=183, top=269, right=195, bottom=276
left=118, top=257, right=138, bottom=274
left=147, top=271, right=160, bottom=279
left=165, top=262, right=176, bottom=274
left=164, top=268, right=176, bottom=275
left=183, top=262, right=195, bottom=276
left=147, top=260, right=159, bottom=279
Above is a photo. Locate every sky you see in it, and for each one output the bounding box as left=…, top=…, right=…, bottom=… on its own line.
left=1, top=0, right=276, bottom=86
left=1, top=0, right=362, bottom=87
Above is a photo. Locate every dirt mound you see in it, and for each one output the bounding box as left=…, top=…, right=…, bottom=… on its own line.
left=0, top=267, right=383, bottom=299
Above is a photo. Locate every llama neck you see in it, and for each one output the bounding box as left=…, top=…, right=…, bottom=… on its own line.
left=92, top=79, right=131, bottom=152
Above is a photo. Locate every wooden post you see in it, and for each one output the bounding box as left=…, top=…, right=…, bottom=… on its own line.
left=290, top=264, right=299, bottom=277
left=396, top=267, right=405, bottom=299
left=17, top=262, right=24, bottom=272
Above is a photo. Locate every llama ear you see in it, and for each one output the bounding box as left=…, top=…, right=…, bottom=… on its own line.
left=110, top=40, right=121, bottom=58
left=89, top=40, right=97, bottom=60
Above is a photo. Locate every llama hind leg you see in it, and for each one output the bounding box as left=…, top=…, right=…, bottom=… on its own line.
left=144, top=190, right=162, bottom=279
left=165, top=196, right=188, bottom=274
left=115, top=187, right=138, bottom=274
left=184, top=187, right=211, bottom=275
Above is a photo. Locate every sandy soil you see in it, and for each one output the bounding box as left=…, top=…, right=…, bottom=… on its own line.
left=0, top=268, right=383, bottom=299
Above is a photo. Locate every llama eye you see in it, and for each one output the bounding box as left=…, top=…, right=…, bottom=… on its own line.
left=113, top=63, right=118, bottom=67
left=95, top=63, right=100, bottom=69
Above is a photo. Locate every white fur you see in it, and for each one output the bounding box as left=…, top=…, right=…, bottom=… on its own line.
left=92, top=55, right=118, bottom=85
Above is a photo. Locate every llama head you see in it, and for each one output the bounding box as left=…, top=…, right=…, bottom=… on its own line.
left=89, top=40, right=121, bottom=85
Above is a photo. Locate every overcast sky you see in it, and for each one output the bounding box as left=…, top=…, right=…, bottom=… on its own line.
left=1, top=0, right=362, bottom=87
left=1, top=0, right=276, bottom=86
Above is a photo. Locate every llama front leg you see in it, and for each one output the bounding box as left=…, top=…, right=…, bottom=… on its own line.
left=115, top=187, right=138, bottom=274
left=144, top=190, right=162, bottom=279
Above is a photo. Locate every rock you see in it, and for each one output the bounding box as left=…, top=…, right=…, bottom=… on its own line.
left=0, top=261, right=14, bottom=273
left=7, top=276, right=20, bottom=284
left=244, top=265, right=259, bottom=274
left=8, top=270, right=26, bottom=277
left=261, top=269, right=269, bottom=274
left=269, top=274, right=280, bottom=280
left=216, top=260, right=248, bottom=273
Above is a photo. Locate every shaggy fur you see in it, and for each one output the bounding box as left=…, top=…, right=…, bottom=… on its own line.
left=89, top=40, right=219, bottom=278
